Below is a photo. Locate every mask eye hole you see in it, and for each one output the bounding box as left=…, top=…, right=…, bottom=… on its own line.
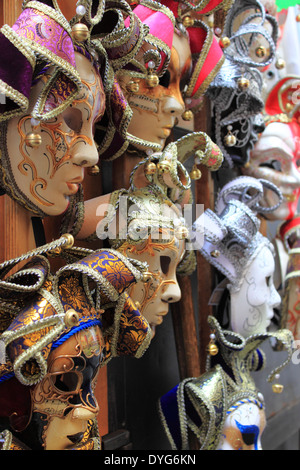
left=62, top=107, right=83, bottom=133
left=266, top=276, right=271, bottom=287
left=160, top=256, right=171, bottom=275
left=52, top=371, right=80, bottom=393
left=259, top=160, right=282, bottom=171
left=159, top=70, right=170, bottom=88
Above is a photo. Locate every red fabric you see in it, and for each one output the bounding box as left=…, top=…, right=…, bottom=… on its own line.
left=161, top=0, right=225, bottom=16
left=188, top=27, right=223, bottom=96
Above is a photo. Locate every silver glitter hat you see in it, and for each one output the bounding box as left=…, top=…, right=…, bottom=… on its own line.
left=193, top=176, right=282, bottom=291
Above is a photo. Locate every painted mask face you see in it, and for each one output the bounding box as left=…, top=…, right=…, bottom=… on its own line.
left=230, top=245, right=281, bottom=337
left=243, top=121, right=300, bottom=220
left=217, top=401, right=266, bottom=450
left=119, top=235, right=185, bottom=337
left=5, top=52, right=105, bottom=216
left=120, top=31, right=192, bottom=150
left=25, top=326, right=104, bottom=450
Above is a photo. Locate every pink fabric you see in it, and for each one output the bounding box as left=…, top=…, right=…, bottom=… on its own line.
left=12, top=8, right=76, bottom=68
left=132, top=4, right=174, bottom=50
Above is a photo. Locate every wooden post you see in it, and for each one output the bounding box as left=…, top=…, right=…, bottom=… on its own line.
left=171, top=276, right=201, bottom=379
left=2, top=0, right=22, bottom=26
left=194, top=98, right=215, bottom=374
left=0, top=1, right=37, bottom=264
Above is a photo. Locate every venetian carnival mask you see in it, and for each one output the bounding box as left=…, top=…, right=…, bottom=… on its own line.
left=0, top=1, right=112, bottom=217
left=22, top=325, right=105, bottom=450
left=242, top=120, right=300, bottom=220
left=193, top=176, right=282, bottom=337
left=242, top=76, right=300, bottom=220
left=217, top=400, right=266, bottom=450
left=158, top=315, right=293, bottom=450
left=113, top=184, right=188, bottom=336
left=4, top=52, right=105, bottom=217
left=119, top=233, right=185, bottom=337
left=230, top=244, right=281, bottom=337
left=118, top=30, right=191, bottom=151
left=0, top=235, right=152, bottom=450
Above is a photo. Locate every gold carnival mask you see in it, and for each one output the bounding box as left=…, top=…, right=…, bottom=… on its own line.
left=119, top=233, right=185, bottom=337
left=4, top=52, right=105, bottom=216
left=118, top=30, right=192, bottom=151
left=21, top=325, right=105, bottom=450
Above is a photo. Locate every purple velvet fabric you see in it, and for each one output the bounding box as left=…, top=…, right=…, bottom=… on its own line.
left=0, top=32, right=33, bottom=102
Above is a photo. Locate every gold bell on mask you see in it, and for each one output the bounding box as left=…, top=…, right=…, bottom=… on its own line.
left=255, top=45, right=266, bottom=58
left=238, top=76, right=250, bottom=90
left=141, top=272, right=152, bottom=283
left=146, top=60, right=159, bottom=88
left=87, top=165, right=100, bottom=175
left=219, top=37, right=231, bottom=48
left=224, top=127, right=237, bottom=147
left=25, top=132, right=42, bottom=148
left=72, top=5, right=90, bottom=41
left=146, top=73, right=159, bottom=88
left=182, top=16, right=194, bottom=28
left=157, top=160, right=171, bottom=173
left=71, top=22, right=90, bottom=41
left=272, top=374, right=284, bottom=394
left=275, top=59, right=285, bottom=70
left=182, top=110, right=193, bottom=121
left=190, top=164, right=202, bottom=180
left=64, top=309, right=80, bottom=328
left=144, top=161, right=157, bottom=175
left=207, top=333, right=219, bottom=356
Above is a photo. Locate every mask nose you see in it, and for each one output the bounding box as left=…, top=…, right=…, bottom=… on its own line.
left=72, top=407, right=99, bottom=420
left=162, top=96, right=185, bottom=119
left=70, top=139, right=99, bottom=168
left=269, top=285, right=281, bottom=310
left=161, top=280, right=181, bottom=304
